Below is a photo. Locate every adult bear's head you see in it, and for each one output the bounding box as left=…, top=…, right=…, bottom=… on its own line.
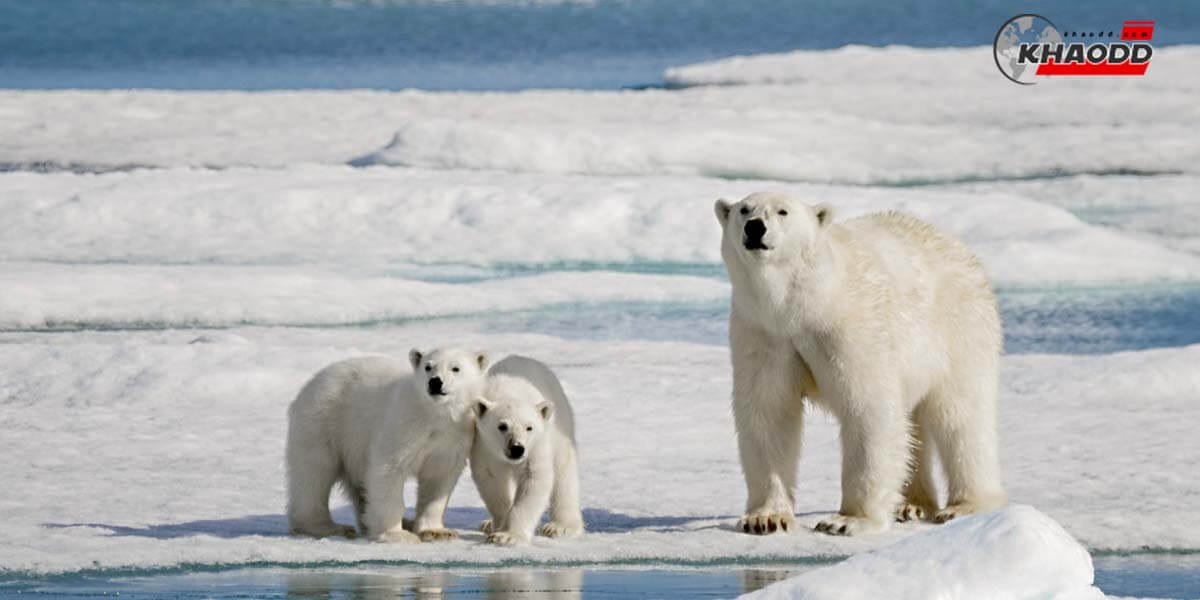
left=715, top=192, right=833, bottom=263
left=409, top=347, right=490, bottom=405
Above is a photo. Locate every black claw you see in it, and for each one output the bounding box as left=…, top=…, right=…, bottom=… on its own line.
left=781, top=521, right=788, bottom=532
left=743, top=523, right=750, bottom=533
left=768, top=520, right=777, bottom=533
left=837, top=524, right=847, bottom=534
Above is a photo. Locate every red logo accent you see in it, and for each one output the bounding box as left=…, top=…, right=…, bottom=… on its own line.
left=1121, top=20, right=1155, bottom=41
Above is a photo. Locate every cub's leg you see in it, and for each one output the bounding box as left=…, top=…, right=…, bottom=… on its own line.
left=412, top=451, right=467, bottom=542
left=286, top=440, right=356, bottom=539
left=364, top=466, right=420, bottom=543
left=927, top=372, right=1007, bottom=523
left=487, top=461, right=553, bottom=546
left=474, top=460, right=517, bottom=534
left=897, top=410, right=939, bottom=522
left=730, top=312, right=806, bottom=535
left=540, top=443, right=584, bottom=538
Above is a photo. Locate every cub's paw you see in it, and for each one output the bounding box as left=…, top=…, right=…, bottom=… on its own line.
left=479, top=519, right=495, bottom=534
left=737, top=511, right=795, bottom=535
left=486, top=531, right=528, bottom=547
left=895, top=503, right=931, bottom=523
left=373, top=528, right=421, bottom=544
left=814, top=514, right=888, bottom=537
left=539, top=521, right=584, bottom=539
left=418, top=528, right=458, bottom=542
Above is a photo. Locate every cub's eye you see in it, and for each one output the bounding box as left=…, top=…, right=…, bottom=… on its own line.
left=525, top=426, right=533, bottom=432
left=778, top=209, right=788, bottom=216
left=739, top=206, right=749, bottom=215
left=424, top=365, right=432, bottom=372
left=451, top=366, right=460, bottom=373
left=498, top=423, right=508, bottom=432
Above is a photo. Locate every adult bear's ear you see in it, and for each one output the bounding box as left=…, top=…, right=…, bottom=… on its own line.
left=714, top=198, right=733, bottom=225
left=813, top=203, right=834, bottom=228
left=475, top=351, right=491, bottom=371
left=474, top=397, right=495, bottom=418
left=408, top=348, right=424, bottom=370
left=537, top=400, right=555, bottom=422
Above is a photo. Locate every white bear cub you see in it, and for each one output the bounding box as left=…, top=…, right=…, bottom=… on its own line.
left=471, top=355, right=585, bottom=546
left=286, top=348, right=489, bottom=542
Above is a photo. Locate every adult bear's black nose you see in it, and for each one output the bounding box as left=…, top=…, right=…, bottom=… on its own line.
left=507, top=444, right=525, bottom=460
left=427, top=376, right=444, bottom=395
left=744, top=218, right=766, bottom=240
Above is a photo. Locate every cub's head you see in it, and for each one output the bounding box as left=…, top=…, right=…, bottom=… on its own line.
left=714, top=192, right=833, bottom=263
left=408, top=347, right=490, bottom=404
left=473, top=376, right=554, bottom=464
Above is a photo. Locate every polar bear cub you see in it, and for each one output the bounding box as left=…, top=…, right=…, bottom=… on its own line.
left=286, top=348, right=489, bottom=542
left=715, top=192, right=1006, bottom=537
left=471, top=355, right=584, bottom=546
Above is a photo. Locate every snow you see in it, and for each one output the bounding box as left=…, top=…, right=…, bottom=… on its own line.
left=1, top=327, right=1198, bottom=576
left=2, top=167, right=1197, bottom=286
left=740, top=505, right=1104, bottom=600
left=2, top=48, right=1199, bottom=185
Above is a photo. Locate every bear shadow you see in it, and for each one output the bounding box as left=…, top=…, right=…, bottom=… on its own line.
left=42, top=507, right=768, bottom=539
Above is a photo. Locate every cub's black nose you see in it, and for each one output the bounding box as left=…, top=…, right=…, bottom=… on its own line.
left=507, top=444, right=525, bottom=460
left=744, top=218, right=766, bottom=240
left=427, top=377, right=444, bottom=395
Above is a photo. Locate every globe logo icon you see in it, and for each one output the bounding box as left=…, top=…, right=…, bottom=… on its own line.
left=994, top=14, right=1063, bottom=84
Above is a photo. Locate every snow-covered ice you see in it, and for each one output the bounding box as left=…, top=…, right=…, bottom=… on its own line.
left=740, top=505, right=1104, bottom=600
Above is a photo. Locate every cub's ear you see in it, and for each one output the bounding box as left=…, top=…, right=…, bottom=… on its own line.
left=714, top=198, right=733, bottom=225
left=537, top=400, right=555, bottom=422
left=476, top=351, right=491, bottom=371
left=408, top=348, right=424, bottom=370
left=474, top=397, right=496, bottom=418
left=813, top=203, right=834, bottom=228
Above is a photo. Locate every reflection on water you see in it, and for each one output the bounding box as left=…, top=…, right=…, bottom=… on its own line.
left=10, top=556, right=1200, bottom=599
left=286, top=569, right=585, bottom=599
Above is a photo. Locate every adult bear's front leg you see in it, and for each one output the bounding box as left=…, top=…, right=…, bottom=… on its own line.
left=730, top=312, right=808, bottom=535
left=815, top=377, right=910, bottom=536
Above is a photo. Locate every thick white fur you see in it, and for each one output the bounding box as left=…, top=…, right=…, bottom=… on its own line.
left=471, top=355, right=584, bottom=546
left=286, top=348, right=489, bottom=542
left=716, top=192, right=1006, bottom=536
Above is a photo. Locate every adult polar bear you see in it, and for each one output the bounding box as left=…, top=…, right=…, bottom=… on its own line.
left=716, top=192, right=1006, bottom=536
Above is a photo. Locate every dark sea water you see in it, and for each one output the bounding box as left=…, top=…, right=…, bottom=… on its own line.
left=1, top=0, right=1198, bottom=90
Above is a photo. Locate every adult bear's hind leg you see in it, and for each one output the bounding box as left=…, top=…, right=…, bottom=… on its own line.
left=927, top=371, right=1007, bottom=524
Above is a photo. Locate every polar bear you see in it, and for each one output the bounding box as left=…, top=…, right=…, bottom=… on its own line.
left=470, top=355, right=584, bottom=546
left=286, top=348, right=489, bottom=542
left=715, top=192, right=1006, bottom=536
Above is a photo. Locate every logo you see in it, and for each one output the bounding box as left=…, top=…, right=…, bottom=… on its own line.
left=993, top=14, right=1154, bottom=84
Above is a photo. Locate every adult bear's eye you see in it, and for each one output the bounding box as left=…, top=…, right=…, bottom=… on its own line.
left=498, top=423, right=508, bottom=432
left=740, top=206, right=750, bottom=215
left=451, top=366, right=460, bottom=373
left=778, top=209, right=788, bottom=216
left=424, top=365, right=432, bottom=372
left=526, top=426, right=533, bottom=432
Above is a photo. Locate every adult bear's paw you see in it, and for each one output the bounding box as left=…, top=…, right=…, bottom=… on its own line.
left=539, top=521, right=584, bottom=538
left=737, top=511, right=795, bottom=535
left=814, top=514, right=888, bottom=536
left=486, top=531, right=529, bottom=546
left=895, top=502, right=932, bottom=522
